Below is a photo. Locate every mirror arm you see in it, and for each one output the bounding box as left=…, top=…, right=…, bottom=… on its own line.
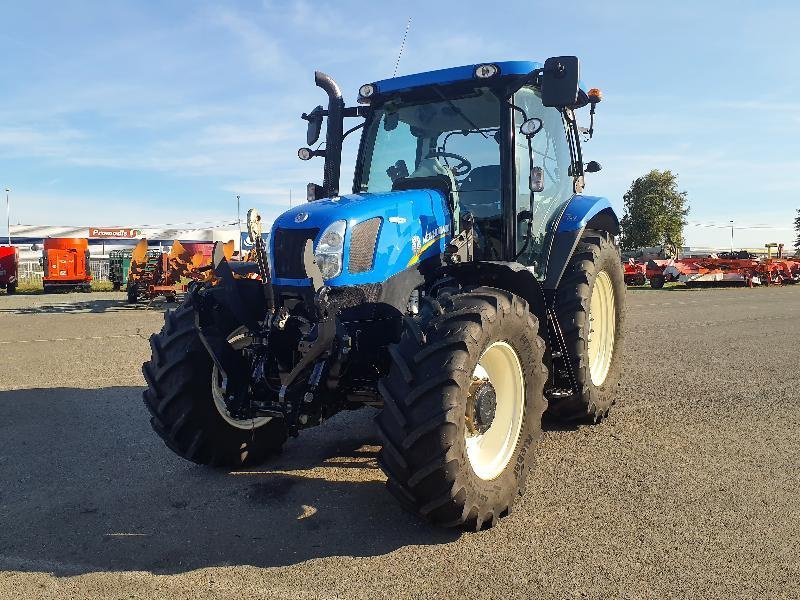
left=587, top=102, right=597, bottom=139
left=343, top=122, right=365, bottom=139
left=507, top=68, right=543, bottom=98
left=301, top=108, right=327, bottom=121
left=515, top=142, right=535, bottom=261
left=343, top=106, right=368, bottom=118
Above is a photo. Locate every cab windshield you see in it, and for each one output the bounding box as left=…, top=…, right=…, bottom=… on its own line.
left=357, top=87, right=504, bottom=258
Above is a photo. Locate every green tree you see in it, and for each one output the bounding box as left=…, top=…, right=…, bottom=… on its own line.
left=620, top=170, right=689, bottom=251
left=794, top=209, right=800, bottom=254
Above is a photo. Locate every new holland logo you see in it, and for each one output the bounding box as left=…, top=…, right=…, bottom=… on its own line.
left=294, top=212, right=309, bottom=223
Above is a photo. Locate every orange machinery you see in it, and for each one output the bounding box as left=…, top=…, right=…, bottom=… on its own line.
left=0, top=245, right=19, bottom=294
left=42, top=238, right=92, bottom=293
left=126, top=238, right=231, bottom=303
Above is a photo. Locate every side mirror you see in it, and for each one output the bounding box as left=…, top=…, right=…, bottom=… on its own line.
left=520, top=117, right=543, bottom=138
left=585, top=160, right=602, bottom=173
left=302, top=105, right=324, bottom=145
left=541, top=56, right=580, bottom=108
left=529, top=166, right=544, bottom=193
left=384, top=112, right=399, bottom=131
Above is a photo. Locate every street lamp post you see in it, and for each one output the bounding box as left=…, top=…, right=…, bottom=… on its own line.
left=236, top=195, right=242, bottom=254
left=729, top=220, right=734, bottom=254
left=5, top=188, right=10, bottom=246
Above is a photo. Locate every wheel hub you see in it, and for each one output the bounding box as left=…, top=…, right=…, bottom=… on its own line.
left=467, top=377, right=497, bottom=435
left=464, top=342, right=525, bottom=481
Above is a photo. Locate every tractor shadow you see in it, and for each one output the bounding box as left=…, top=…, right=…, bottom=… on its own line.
left=0, top=387, right=457, bottom=577
left=0, top=297, right=177, bottom=315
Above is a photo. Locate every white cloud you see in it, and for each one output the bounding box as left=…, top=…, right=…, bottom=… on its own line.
left=212, top=8, right=302, bottom=77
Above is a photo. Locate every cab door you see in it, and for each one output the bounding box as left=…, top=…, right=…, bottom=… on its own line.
left=512, top=86, right=574, bottom=278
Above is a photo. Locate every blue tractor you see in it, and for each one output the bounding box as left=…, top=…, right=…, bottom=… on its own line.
left=143, top=57, right=625, bottom=529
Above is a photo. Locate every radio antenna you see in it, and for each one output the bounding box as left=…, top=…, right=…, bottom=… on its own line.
left=392, top=17, right=412, bottom=78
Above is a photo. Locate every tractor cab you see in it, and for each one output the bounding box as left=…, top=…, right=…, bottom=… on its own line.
left=299, top=58, right=609, bottom=284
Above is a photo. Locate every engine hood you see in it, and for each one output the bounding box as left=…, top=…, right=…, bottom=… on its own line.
left=270, top=189, right=452, bottom=287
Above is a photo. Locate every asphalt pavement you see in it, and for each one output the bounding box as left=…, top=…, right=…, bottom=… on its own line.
left=0, top=287, right=798, bottom=599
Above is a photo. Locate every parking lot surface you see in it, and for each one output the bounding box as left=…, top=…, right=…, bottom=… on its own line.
left=1, top=287, right=798, bottom=599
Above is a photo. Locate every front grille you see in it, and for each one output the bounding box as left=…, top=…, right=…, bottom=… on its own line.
left=272, top=227, right=319, bottom=278
left=348, top=218, right=381, bottom=273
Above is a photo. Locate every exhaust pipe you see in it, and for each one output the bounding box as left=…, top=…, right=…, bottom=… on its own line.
left=314, top=71, right=344, bottom=197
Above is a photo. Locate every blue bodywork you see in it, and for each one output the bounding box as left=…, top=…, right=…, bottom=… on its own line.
left=556, top=195, right=616, bottom=233
left=270, top=189, right=451, bottom=287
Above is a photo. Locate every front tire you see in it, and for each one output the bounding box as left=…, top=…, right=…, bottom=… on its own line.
left=549, top=231, right=626, bottom=422
left=6, top=283, right=15, bottom=295
left=376, top=287, right=547, bottom=529
left=142, top=300, right=287, bottom=466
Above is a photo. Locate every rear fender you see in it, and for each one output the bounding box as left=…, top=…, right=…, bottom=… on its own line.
left=543, top=195, right=619, bottom=291
left=443, top=262, right=546, bottom=321
left=443, top=261, right=578, bottom=394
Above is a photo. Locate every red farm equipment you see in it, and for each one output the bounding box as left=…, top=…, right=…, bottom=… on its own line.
left=646, top=259, right=678, bottom=289
left=0, top=245, right=19, bottom=294
left=665, top=257, right=760, bottom=287
left=756, top=243, right=799, bottom=285
left=631, top=243, right=800, bottom=290
left=42, top=238, right=92, bottom=293
left=756, top=259, right=800, bottom=285
left=623, top=259, right=647, bottom=286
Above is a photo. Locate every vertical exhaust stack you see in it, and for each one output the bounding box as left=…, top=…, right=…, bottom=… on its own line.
left=314, top=71, right=344, bottom=197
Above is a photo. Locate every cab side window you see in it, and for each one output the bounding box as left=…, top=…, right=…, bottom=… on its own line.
left=513, top=86, right=573, bottom=274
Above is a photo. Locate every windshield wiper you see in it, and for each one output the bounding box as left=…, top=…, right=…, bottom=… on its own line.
left=431, top=85, right=489, bottom=139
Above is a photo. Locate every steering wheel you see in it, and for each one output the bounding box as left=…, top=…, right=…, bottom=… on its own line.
left=427, top=151, right=472, bottom=177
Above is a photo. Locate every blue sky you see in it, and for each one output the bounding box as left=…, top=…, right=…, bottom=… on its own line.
left=1, top=0, right=798, bottom=248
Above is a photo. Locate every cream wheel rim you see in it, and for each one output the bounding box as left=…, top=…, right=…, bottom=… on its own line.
left=587, top=270, right=616, bottom=386
left=465, top=341, right=525, bottom=481
left=211, top=328, right=272, bottom=430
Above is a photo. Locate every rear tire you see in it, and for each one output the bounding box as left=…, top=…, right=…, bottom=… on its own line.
left=127, top=283, right=138, bottom=304
left=142, top=300, right=287, bottom=466
left=549, top=231, right=625, bottom=422
left=376, top=286, right=547, bottom=529
left=650, top=274, right=665, bottom=289
left=6, top=283, right=15, bottom=295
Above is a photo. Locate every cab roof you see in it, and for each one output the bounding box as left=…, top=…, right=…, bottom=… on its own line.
left=370, top=60, right=590, bottom=107
left=373, top=61, right=543, bottom=95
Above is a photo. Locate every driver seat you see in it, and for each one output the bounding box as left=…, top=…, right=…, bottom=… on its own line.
left=393, top=157, right=461, bottom=213
left=458, top=165, right=501, bottom=219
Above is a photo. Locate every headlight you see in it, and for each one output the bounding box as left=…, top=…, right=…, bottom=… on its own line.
left=314, top=220, right=346, bottom=279
left=474, top=63, right=499, bottom=79
left=358, top=83, right=376, bottom=104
